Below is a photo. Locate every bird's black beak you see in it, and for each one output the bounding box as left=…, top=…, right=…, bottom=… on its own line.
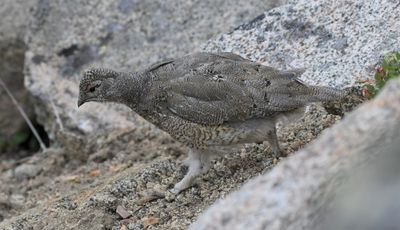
left=77, top=98, right=85, bottom=108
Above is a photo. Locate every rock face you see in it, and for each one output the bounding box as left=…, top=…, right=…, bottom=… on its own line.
left=24, top=0, right=284, bottom=147
left=190, top=77, right=400, bottom=230
left=0, top=0, right=37, bottom=153
left=0, top=0, right=35, bottom=40
left=203, top=0, right=400, bottom=88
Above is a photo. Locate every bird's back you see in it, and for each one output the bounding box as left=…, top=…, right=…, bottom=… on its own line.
left=140, top=52, right=345, bottom=126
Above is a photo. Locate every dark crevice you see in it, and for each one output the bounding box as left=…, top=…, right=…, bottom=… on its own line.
left=2, top=120, right=50, bottom=158
left=57, top=44, right=79, bottom=57
left=59, top=31, right=114, bottom=76
left=0, top=39, right=50, bottom=157
left=60, top=44, right=99, bottom=76
left=31, top=54, right=46, bottom=64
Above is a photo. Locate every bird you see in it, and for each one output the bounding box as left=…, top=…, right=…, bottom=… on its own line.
left=78, top=52, right=346, bottom=193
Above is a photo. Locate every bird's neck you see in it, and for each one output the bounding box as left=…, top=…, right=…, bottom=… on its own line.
left=111, top=72, right=149, bottom=109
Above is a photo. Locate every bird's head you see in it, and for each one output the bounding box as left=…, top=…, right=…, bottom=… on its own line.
left=77, top=68, right=119, bottom=107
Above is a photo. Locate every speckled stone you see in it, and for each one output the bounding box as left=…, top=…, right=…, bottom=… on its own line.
left=203, top=0, right=400, bottom=88
left=0, top=0, right=36, bottom=40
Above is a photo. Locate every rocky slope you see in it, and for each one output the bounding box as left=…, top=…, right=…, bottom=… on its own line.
left=1, top=0, right=399, bottom=229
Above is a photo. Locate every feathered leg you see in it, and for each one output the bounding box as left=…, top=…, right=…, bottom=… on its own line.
left=171, top=148, right=211, bottom=194
left=266, top=126, right=285, bottom=158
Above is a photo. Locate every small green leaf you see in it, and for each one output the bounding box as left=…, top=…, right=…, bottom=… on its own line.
left=0, top=137, right=6, bottom=152
left=10, top=131, right=29, bottom=147
left=365, top=84, right=378, bottom=97
left=396, top=52, right=400, bottom=60
left=370, top=51, right=400, bottom=97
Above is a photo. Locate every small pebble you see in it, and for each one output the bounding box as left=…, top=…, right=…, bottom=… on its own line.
left=142, top=216, right=159, bottom=228
left=14, top=164, right=41, bottom=180
left=116, top=205, right=131, bottom=219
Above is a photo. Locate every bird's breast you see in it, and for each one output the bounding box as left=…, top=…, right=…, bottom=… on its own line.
left=140, top=111, right=267, bottom=149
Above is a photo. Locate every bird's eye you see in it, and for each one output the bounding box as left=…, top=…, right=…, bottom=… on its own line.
left=86, top=81, right=101, bottom=93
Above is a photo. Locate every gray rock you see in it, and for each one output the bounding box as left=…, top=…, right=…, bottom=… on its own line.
left=0, top=1, right=37, bottom=152
left=14, top=164, right=41, bottom=180
left=332, top=37, right=348, bottom=51
left=0, top=0, right=36, bottom=41
left=9, top=194, right=25, bottom=208
left=24, top=0, right=285, bottom=148
left=316, top=141, right=400, bottom=230
left=190, top=78, right=400, bottom=230
left=203, top=0, right=400, bottom=88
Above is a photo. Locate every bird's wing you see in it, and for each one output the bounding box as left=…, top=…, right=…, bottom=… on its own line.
left=147, top=52, right=313, bottom=125
left=211, top=52, right=249, bottom=61
left=165, top=76, right=256, bottom=125
left=146, top=59, right=175, bottom=72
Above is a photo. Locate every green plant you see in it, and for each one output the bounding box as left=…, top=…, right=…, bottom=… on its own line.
left=9, top=131, right=30, bottom=148
left=365, top=52, right=400, bottom=97
left=0, top=137, right=6, bottom=152
left=0, top=131, right=32, bottom=153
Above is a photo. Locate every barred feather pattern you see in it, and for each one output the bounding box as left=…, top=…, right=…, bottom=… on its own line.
left=79, top=52, right=346, bottom=149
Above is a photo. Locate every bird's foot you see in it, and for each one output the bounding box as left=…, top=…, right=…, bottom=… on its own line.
left=171, top=162, right=211, bottom=194
left=170, top=179, right=192, bottom=194
left=169, top=187, right=182, bottom=194
left=171, top=148, right=212, bottom=194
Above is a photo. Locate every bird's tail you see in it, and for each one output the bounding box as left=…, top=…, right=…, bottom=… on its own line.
left=307, top=85, right=348, bottom=102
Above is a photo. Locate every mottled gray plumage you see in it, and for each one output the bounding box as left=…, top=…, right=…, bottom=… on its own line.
left=78, top=52, right=346, bottom=193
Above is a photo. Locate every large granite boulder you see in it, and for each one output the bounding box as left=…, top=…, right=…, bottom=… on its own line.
left=203, top=0, right=400, bottom=88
